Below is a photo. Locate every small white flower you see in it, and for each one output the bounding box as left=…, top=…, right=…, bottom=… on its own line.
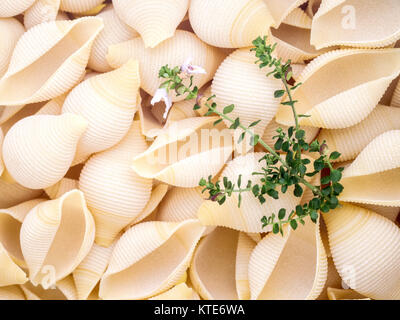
left=180, top=57, right=206, bottom=75
left=151, top=88, right=172, bottom=119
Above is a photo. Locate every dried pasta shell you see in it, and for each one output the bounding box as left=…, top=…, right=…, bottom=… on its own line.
left=131, top=117, right=233, bottom=187
left=236, top=232, right=257, bottom=300
left=0, top=286, right=26, bottom=299
left=60, top=0, right=104, bottom=13
left=0, top=0, right=36, bottom=17
left=0, top=178, right=43, bottom=209
left=265, top=0, right=308, bottom=27
left=317, top=257, right=342, bottom=300
left=107, top=30, right=225, bottom=101
left=0, top=128, right=3, bottom=176
left=0, top=242, right=27, bottom=286
left=24, top=0, right=61, bottom=30
left=99, top=220, right=205, bottom=299
left=275, top=49, right=400, bottom=129
left=318, top=105, right=400, bottom=162
left=189, top=227, right=239, bottom=300
left=0, top=17, right=104, bottom=106
left=339, top=130, right=400, bottom=206
left=327, top=288, right=370, bottom=300
left=44, top=178, right=78, bottom=200
left=2, top=113, right=88, bottom=189
left=391, top=78, right=400, bottom=107
left=306, top=0, right=321, bottom=17
left=62, top=59, right=141, bottom=164
left=359, top=204, right=399, bottom=222
left=149, top=283, right=200, bottom=300
left=73, top=243, right=114, bottom=300
left=113, top=0, right=189, bottom=48
left=248, top=216, right=327, bottom=299
left=20, top=276, right=78, bottom=300
left=323, top=203, right=400, bottom=299
left=79, top=121, right=153, bottom=247
left=283, top=7, right=312, bottom=29
left=20, top=190, right=95, bottom=286
left=212, top=48, right=282, bottom=153
left=88, top=6, right=138, bottom=73
left=311, top=0, right=400, bottom=49
left=197, top=153, right=301, bottom=233
left=189, top=0, right=274, bottom=48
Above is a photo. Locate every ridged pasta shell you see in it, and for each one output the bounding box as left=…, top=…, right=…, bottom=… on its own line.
left=359, top=204, right=399, bottom=222
left=189, top=0, right=274, bottom=48
left=20, top=190, right=95, bottom=286
left=0, top=241, right=27, bottom=286
left=20, top=276, right=78, bottom=300
left=73, top=242, right=114, bottom=300
left=60, top=0, right=104, bottom=13
left=0, top=286, right=26, bottom=299
left=88, top=6, right=138, bottom=73
left=107, top=30, right=226, bottom=101
left=131, top=117, right=233, bottom=187
left=149, top=283, right=200, bottom=300
left=0, top=17, right=104, bottom=106
left=311, top=0, right=400, bottom=49
left=212, top=48, right=282, bottom=153
left=265, top=0, right=308, bottom=27
left=99, top=219, right=205, bottom=299
left=318, top=105, right=400, bottom=162
left=323, top=203, right=400, bottom=299
left=0, top=178, right=43, bottom=208
left=327, top=288, right=369, bottom=300
left=197, top=152, right=302, bottom=233
left=62, top=59, right=141, bottom=164
left=275, top=49, right=400, bottom=129
left=44, top=178, right=78, bottom=200
left=189, top=227, right=239, bottom=300
left=236, top=232, right=257, bottom=300
left=306, top=0, right=322, bottom=17
left=24, top=0, right=61, bottom=30
left=0, top=128, right=3, bottom=176
left=0, top=0, right=36, bottom=17
left=282, top=7, right=312, bottom=29
left=113, top=0, right=189, bottom=48
left=248, top=216, right=327, bottom=299
left=2, top=113, right=88, bottom=189
left=317, top=257, right=342, bottom=300
left=79, top=121, right=153, bottom=247
left=391, top=78, right=400, bottom=107
left=339, top=130, right=400, bottom=206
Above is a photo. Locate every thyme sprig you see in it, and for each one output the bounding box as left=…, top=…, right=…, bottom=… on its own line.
left=155, top=36, right=344, bottom=235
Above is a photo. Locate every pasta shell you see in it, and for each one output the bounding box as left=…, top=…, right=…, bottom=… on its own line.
left=24, top=0, right=61, bottom=30
left=311, top=0, right=400, bottom=49
left=318, top=105, right=400, bottom=162
left=2, top=113, right=88, bottom=189
left=323, top=203, right=400, bottom=299
left=0, top=286, right=26, bottom=299
left=44, top=178, right=78, bottom=200
left=79, top=121, right=153, bottom=247
left=317, top=257, right=342, bottom=300
left=0, top=0, right=36, bottom=17
left=248, top=216, right=327, bottom=299
left=20, top=190, right=95, bottom=286
left=211, top=48, right=282, bottom=153
left=20, top=276, right=78, bottom=300
left=327, top=288, right=369, bottom=300
left=359, top=204, right=399, bottom=222
left=131, top=117, right=233, bottom=187
left=0, top=241, right=27, bottom=286
left=60, top=0, right=104, bottom=13
left=391, top=78, right=400, bottom=107
left=339, top=130, right=400, bottom=206
left=236, top=232, right=257, bottom=300
left=197, top=153, right=301, bottom=233
left=189, top=0, right=274, bottom=48
left=62, top=59, right=141, bottom=164
left=99, top=219, right=205, bottom=299
left=282, top=7, right=312, bottom=29
left=73, top=242, right=114, bottom=300
left=0, top=17, right=104, bottom=106
left=0, top=128, right=3, bottom=176
left=88, top=6, right=138, bottom=73
left=265, top=0, right=308, bottom=27
left=113, top=0, right=189, bottom=48
left=275, top=49, right=400, bottom=129
left=107, top=30, right=226, bottom=101
left=306, top=0, right=321, bottom=17
left=149, top=283, right=200, bottom=300
left=0, top=178, right=43, bottom=209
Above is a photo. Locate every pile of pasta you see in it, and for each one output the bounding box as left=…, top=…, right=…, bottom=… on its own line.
left=0, top=0, right=400, bottom=300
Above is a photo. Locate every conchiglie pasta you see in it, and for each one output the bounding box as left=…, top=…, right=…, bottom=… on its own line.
left=20, top=276, right=78, bottom=300
left=236, top=232, right=257, bottom=300
left=323, top=204, right=400, bottom=299
left=149, top=283, right=200, bottom=300
left=189, top=0, right=274, bottom=48
left=99, top=220, right=205, bottom=299
left=0, top=178, right=43, bottom=209
left=0, top=0, right=36, bottom=17
left=275, top=49, right=400, bottom=129
left=44, top=178, right=78, bottom=200
left=2, top=113, right=88, bottom=189
left=60, top=0, right=104, bottom=13
left=113, top=0, right=189, bottom=48
left=264, top=0, right=308, bottom=27
left=107, top=30, right=226, bottom=101
left=20, top=190, right=95, bottom=286
left=24, top=0, right=61, bottom=30
left=0, top=17, right=104, bottom=106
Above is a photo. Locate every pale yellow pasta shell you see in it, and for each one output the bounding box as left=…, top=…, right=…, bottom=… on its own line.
left=60, top=0, right=104, bottom=13
left=62, top=59, right=141, bottom=164
left=0, top=286, right=26, bottom=299
left=99, top=219, right=205, bottom=299
left=317, top=257, right=342, bottom=300
left=327, top=288, right=369, bottom=300
left=0, top=0, right=36, bottom=17
left=359, top=204, right=399, bottom=222
left=0, top=242, right=27, bottom=286
left=323, top=203, right=400, bottom=299
left=339, top=130, right=400, bottom=206
left=20, top=276, right=78, bottom=300
left=107, top=30, right=226, bottom=101
left=0, top=178, right=43, bottom=209
left=211, top=48, right=282, bottom=153
left=282, top=7, right=312, bottom=29
left=24, top=0, right=61, bottom=30
left=189, top=0, right=274, bottom=48
left=2, top=113, right=88, bottom=189
left=149, top=283, right=200, bottom=300
left=44, top=178, right=78, bottom=200
left=88, top=6, right=138, bottom=73
left=0, top=128, right=3, bottom=176
left=248, top=216, right=327, bottom=299
left=0, top=17, right=104, bottom=106
left=79, top=121, right=153, bottom=247
left=236, top=232, right=257, bottom=300
left=189, top=227, right=239, bottom=300
left=306, top=0, right=322, bottom=17
left=311, top=0, right=400, bottom=49
left=391, top=78, right=400, bottom=107
left=131, top=117, right=233, bottom=187
left=318, top=105, right=400, bottom=162
left=264, top=0, right=308, bottom=27
left=275, top=49, right=400, bottom=129
left=113, top=0, right=189, bottom=48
